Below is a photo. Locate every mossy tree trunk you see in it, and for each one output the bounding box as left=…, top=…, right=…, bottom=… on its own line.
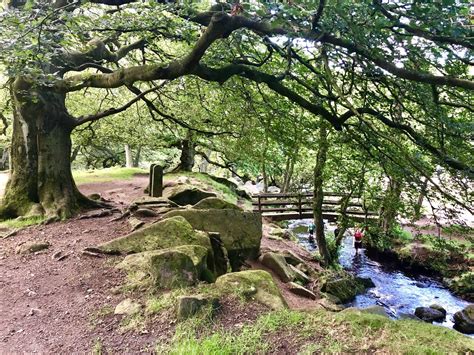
left=1, top=78, right=92, bottom=219
left=313, top=121, right=332, bottom=266
left=381, top=176, right=403, bottom=234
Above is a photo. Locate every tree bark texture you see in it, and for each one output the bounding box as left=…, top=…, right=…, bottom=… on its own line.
left=313, top=121, right=332, bottom=266
left=1, top=78, right=91, bottom=218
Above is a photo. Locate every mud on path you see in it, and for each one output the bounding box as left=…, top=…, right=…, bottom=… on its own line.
left=0, top=176, right=171, bottom=353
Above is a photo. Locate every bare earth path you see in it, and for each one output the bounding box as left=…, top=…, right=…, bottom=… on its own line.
left=0, top=176, right=168, bottom=353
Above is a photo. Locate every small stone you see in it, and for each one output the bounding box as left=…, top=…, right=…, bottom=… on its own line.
left=128, top=217, right=145, bottom=231
left=114, top=298, right=141, bottom=315
left=288, top=282, right=316, bottom=299
left=16, top=241, right=50, bottom=254
left=88, top=193, right=101, bottom=200
left=52, top=251, right=68, bottom=261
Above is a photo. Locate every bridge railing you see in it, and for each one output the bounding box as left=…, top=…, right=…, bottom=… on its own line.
left=252, top=192, right=378, bottom=221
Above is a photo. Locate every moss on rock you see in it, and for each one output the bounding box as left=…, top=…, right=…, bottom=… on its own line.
left=215, top=270, right=287, bottom=310
left=162, top=209, right=262, bottom=270
left=193, top=197, right=242, bottom=211
left=164, top=184, right=217, bottom=206
left=116, top=244, right=214, bottom=289
left=96, top=216, right=212, bottom=254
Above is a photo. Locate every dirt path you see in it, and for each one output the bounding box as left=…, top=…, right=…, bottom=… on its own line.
left=0, top=176, right=163, bottom=353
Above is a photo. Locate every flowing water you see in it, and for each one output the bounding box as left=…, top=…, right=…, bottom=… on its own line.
left=288, top=219, right=472, bottom=334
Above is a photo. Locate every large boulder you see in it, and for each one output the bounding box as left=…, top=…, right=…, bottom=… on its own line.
left=164, top=184, right=216, bottom=206
left=162, top=209, right=262, bottom=270
left=215, top=270, right=287, bottom=310
left=414, top=307, right=445, bottom=322
left=453, top=305, right=474, bottom=334
left=116, top=244, right=215, bottom=289
left=321, top=276, right=373, bottom=304
left=95, top=216, right=212, bottom=254
left=193, top=197, right=242, bottom=211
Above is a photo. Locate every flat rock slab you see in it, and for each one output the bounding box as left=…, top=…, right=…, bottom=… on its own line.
left=288, top=282, right=316, bottom=300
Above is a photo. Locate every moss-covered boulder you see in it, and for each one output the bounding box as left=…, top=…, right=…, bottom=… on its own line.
left=95, top=216, right=212, bottom=254
left=321, top=276, right=373, bottom=304
left=116, top=244, right=214, bottom=289
left=453, top=305, right=474, bottom=334
left=215, top=270, right=287, bottom=310
left=164, top=184, right=216, bottom=206
left=193, top=197, right=242, bottom=210
left=415, top=307, right=445, bottom=322
left=343, top=306, right=389, bottom=318
left=162, top=209, right=262, bottom=270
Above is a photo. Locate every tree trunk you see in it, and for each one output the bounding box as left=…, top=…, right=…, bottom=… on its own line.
left=125, top=144, right=133, bottom=168
left=413, top=178, right=428, bottom=220
left=133, top=145, right=142, bottom=167
left=313, top=121, right=332, bottom=266
left=381, top=177, right=403, bottom=234
left=1, top=78, right=91, bottom=219
left=175, top=131, right=195, bottom=172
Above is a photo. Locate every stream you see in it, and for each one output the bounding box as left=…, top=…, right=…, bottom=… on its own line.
left=288, top=219, right=472, bottom=335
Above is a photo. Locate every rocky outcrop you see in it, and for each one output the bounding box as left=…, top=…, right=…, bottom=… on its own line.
left=321, top=276, right=374, bottom=304
left=164, top=184, right=216, bottom=206
left=116, top=245, right=215, bottom=289
left=95, top=216, right=212, bottom=254
left=162, top=209, right=262, bottom=270
left=176, top=295, right=220, bottom=320
left=453, top=305, right=474, bottom=334
left=193, top=197, right=242, bottom=210
left=414, top=307, right=445, bottom=322
left=215, top=270, right=287, bottom=310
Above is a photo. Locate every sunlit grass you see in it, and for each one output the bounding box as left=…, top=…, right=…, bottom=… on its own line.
left=73, top=167, right=147, bottom=184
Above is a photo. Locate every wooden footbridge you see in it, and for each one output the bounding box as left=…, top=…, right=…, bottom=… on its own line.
left=252, top=192, right=379, bottom=222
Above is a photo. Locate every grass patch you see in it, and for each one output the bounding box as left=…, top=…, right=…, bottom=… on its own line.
left=0, top=216, right=44, bottom=229
left=159, top=308, right=474, bottom=354
left=91, top=338, right=103, bottom=355
left=73, top=167, right=147, bottom=185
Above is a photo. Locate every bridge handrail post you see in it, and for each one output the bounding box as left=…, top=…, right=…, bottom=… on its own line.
left=258, top=195, right=262, bottom=213
left=298, top=193, right=302, bottom=218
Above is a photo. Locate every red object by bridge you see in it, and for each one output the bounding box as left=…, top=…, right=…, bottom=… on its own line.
left=354, top=230, right=363, bottom=241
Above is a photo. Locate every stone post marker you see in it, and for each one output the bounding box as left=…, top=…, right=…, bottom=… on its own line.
left=150, top=164, right=163, bottom=197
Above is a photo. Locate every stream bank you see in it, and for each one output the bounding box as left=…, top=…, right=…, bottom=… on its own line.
left=288, top=219, right=473, bottom=335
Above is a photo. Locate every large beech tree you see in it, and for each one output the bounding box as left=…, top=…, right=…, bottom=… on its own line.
left=0, top=0, right=472, bottom=219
